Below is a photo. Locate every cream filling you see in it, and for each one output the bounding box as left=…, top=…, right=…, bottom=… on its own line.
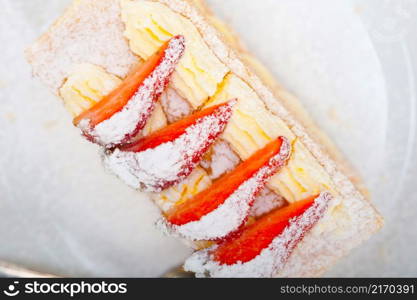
left=200, top=140, right=241, bottom=180
left=206, top=74, right=335, bottom=202
left=121, top=0, right=229, bottom=107
left=152, top=166, right=212, bottom=212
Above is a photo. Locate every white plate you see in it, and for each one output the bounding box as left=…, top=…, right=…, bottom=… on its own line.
left=0, top=0, right=416, bottom=276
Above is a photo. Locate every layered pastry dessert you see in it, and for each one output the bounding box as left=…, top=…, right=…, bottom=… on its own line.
left=26, top=0, right=383, bottom=277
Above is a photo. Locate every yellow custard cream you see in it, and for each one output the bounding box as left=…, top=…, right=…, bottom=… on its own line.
left=121, top=0, right=229, bottom=108
left=153, top=167, right=212, bottom=212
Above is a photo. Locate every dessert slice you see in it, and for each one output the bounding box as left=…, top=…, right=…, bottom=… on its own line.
left=104, top=100, right=236, bottom=192
left=163, top=137, right=291, bottom=240
left=75, top=35, right=185, bottom=147
left=184, top=192, right=331, bottom=277
left=26, top=0, right=383, bottom=277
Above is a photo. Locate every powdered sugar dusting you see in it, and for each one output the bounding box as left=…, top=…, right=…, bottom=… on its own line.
left=160, top=137, right=291, bottom=240
left=201, top=140, right=240, bottom=180
left=184, top=191, right=332, bottom=277
left=26, top=0, right=137, bottom=93
left=79, top=35, right=185, bottom=147
left=104, top=100, right=236, bottom=192
left=250, top=187, right=287, bottom=218
left=160, top=86, right=192, bottom=123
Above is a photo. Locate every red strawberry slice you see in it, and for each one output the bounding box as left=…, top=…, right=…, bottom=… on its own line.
left=183, top=192, right=332, bottom=277
left=120, top=101, right=235, bottom=153
left=74, top=35, right=185, bottom=147
left=104, top=100, right=236, bottom=192
left=163, top=137, right=291, bottom=240
left=214, top=195, right=318, bottom=264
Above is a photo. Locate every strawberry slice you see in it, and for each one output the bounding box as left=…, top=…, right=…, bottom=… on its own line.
left=183, top=192, right=332, bottom=277
left=214, top=195, right=318, bottom=265
left=74, top=35, right=185, bottom=147
left=104, top=100, right=236, bottom=192
left=120, top=102, right=235, bottom=153
left=163, top=136, right=291, bottom=240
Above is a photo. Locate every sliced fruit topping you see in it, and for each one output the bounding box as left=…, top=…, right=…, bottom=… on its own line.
left=183, top=192, right=332, bottom=277
left=214, top=194, right=318, bottom=265
left=104, top=100, right=236, bottom=192
left=119, top=101, right=234, bottom=153
left=163, top=137, right=291, bottom=240
left=74, top=35, right=185, bottom=147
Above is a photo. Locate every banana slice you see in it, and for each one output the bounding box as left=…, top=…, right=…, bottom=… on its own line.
left=60, top=63, right=122, bottom=117
left=142, top=102, right=167, bottom=136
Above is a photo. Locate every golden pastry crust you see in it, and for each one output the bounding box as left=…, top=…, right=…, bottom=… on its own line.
left=26, top=0, right=383, bottom=277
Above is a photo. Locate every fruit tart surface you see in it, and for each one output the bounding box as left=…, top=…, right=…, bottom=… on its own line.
left=26, top=0, right=383, bottom=277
